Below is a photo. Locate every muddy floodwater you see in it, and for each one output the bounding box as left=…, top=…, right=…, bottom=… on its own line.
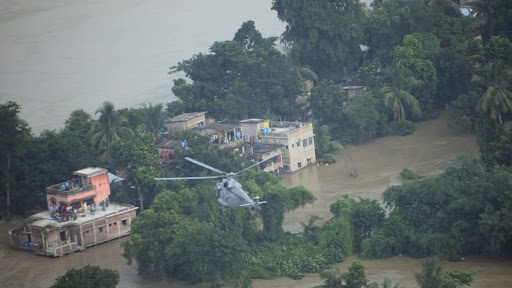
left=2, top=115, right=512, bottom=288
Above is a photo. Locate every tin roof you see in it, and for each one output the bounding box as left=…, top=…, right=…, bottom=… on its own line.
left=165, top=111, right=206, bottom=123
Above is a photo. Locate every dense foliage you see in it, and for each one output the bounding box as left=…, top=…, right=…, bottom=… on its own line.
left=3, top=0, right=512, bottom=285
left=362, top=158, right=512, bottom=260
left=169, top=21, right=303, bottom=121
left=51, top=265, right=120, bottom=288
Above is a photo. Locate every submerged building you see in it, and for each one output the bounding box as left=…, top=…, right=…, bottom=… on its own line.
left=240, top=119, right=316, bottom=172
left=9, top=167, right=137, bottom=257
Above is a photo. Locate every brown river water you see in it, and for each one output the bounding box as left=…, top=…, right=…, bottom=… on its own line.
left=2, top=115, right=512, bottom=288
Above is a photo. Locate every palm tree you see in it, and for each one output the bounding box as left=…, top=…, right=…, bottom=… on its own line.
left=476, top=61, right=512, bottom=124
left=468, top=0, right=494, bottom=44
left=88, top=101, right=134, bottom=160
left=368, top=278, right=401, bottom=288
left=142, top=103, right=167, bottom=138
left=381, top=63, right=422, bottom=122
left=415, top=257, right=445, bottom=288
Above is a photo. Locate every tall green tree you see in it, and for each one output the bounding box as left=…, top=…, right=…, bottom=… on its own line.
left=88, top=102, right=134, bottom=161
left=475, top=60, right=512, bottom=124
left=0, top=102, right=31, bottom=220
left=381, top=63, right=422, bottom=121
left=468, top=0, right=512, bottom=44
left=51, top=265, right=119, bottom=288
left=310, top=80, right=346, bottom=126
left=110, top=133, right=162, bottom=211
left=142, top=103, right=167, bottom=137
left=171, top=21, right=302, bottom=120
left=393, top=34, right=439, bottom=111
left=272, top=0, right=366, bottom=79
left=364, top=0, right=435, bottom=64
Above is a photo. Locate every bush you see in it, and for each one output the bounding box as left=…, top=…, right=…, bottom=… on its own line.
left=387, top=121, right=416, bottom=136
left=400, top=168, right=422, bottom=180
left=321, top=153, right=336, bottom=164
left=51, top=265, right=119, bottom=288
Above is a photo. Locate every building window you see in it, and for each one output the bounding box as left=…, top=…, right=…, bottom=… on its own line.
left=286, top=145, right=289, bottom=150
left=60, top=231, right=66, bottom=242
left=308, top=137, right=313, bottom=145
left=292, top=144, right=295, bottom=148
left=85, top=230, right=90, bottom=234
left=298, top=162, right=302, bottom=168
left=297, top=141, right=301, bottom=147
left=98, top=226, right=104, bottom=233
left=303, top=139, right=308, bottom=147
left=122, top=219, right=127, bottom=226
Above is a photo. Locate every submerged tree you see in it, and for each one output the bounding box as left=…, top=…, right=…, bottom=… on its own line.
left=415, top=257, right=474, bottom=288
left=51, top=265, right=119, bottom=288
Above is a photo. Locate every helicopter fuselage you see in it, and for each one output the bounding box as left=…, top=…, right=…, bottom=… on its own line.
left=216, top=178, right=255, bottom=209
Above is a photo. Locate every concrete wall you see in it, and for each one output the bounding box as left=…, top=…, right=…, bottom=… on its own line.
left=260, top=123, right=316, bottom=172
left=91, top=173, right=110, bottom=204
left=80, top=209, right=136, bottom=247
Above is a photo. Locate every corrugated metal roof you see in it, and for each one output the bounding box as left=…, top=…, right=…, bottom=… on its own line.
left=165, top=111, right=206, bottom=123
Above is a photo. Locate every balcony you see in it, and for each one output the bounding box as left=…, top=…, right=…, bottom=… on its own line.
left=218, top=139, right=244, bottom=150
left=46, top=182, right=94, bottom=197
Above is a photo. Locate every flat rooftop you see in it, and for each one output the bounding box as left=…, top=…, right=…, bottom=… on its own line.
left=74, top=167, right=107, bottom=177
left=29, top=203, right=137, bottom=228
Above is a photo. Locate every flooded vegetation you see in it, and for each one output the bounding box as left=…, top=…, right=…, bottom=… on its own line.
left=4, top=115, right=512, bottom=288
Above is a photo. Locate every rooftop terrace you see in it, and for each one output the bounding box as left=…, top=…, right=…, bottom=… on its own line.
left=29, top=203, right=137, bottom=229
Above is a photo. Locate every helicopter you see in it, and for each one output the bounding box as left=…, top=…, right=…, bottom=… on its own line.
left=155, top=157, right=267, bottom=209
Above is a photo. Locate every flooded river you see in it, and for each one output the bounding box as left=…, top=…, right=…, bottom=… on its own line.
left=2, top=115, right=512, bottom=288
left=1, top=1, right=511, bottom=287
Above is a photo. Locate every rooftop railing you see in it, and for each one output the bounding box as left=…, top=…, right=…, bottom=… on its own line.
left=46, top=182, right=94, bottom=196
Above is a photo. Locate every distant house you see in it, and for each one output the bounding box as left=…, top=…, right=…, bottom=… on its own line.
left=252, top=143, right=283, bottom=174
left=9, top=168, right=137, bottom=257
left=157, top=139, right=181, bottom=161
left=240, top=119, right=316, bottom=172
left=194, top=122, right=244, bottom=153
left=337, top=84, right=367, bottom=99
left=164, top=112, right=207, bottom=133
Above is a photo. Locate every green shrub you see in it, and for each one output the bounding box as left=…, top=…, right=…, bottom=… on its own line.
left=400, top=168, right=422, bottom=180
left=321, top=153, right=336, bottom=164
left=387, top=121, right=416, bottom=136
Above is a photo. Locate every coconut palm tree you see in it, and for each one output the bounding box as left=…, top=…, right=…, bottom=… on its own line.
left=415, top=257, right=445, bottom=288
left=476, top=60, right=512, bottom=124
left=142, top=103, right=167, bottom=138
left=88, top=101, right=134, bottom=160
left=468, top=0, right=494, bottom=44
left=381, top=63, right=422, bottom=122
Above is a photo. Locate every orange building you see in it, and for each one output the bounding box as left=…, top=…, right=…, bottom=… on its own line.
left=9, top=167, right=137, bottom=257
left=46, top=167, right=113, bottom=208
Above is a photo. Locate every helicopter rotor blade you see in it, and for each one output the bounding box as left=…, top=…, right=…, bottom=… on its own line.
left=236, top=157, right=269, bottom=175
left=155, top=176, right=223, bottom=181
left=185, top=157, right=227, bottom=175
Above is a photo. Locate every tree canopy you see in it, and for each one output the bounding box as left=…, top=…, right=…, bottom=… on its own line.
left=51, top=265, right=119, bottom=288
left=272, top=0, right=366, bottom=79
